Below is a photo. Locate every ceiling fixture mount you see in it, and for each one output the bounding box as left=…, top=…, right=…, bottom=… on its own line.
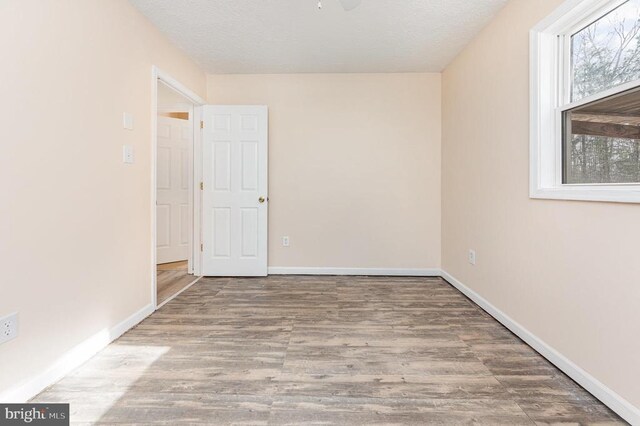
left=317, top=0, right=362, bottom=11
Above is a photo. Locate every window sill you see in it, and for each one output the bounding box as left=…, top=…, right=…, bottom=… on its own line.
left=530, top=186, right=640, bottom=203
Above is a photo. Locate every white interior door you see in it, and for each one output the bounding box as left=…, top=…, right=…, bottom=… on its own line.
left=156, top=116, right=191, bottom=264
left=201, top=105, right=268, bottom=276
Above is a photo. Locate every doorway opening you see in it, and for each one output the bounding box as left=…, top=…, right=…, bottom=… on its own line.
left=152, top=67, right=205, bottom=309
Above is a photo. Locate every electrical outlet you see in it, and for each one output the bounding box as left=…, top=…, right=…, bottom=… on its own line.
left=282, top=236, right=290, bottom=247
left=0, top=313, right=18, bottom=345
left=468, top=249, right=476, bottom=266
left=122, top=145, right=134, bottom=164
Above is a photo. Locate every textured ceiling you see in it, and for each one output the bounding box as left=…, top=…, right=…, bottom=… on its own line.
left=129, top=0, right=508, bottom=74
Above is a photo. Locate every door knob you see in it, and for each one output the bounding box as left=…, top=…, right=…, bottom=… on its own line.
left=258, top=196, right=265, bottom=203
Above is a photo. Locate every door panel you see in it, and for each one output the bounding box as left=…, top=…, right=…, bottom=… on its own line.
left=213, top=208, right=231, bottom=258
left=156, top=115, right=192, bottom=264
left=213, top=142, right=231, bottom=190
left=241, top=142, right=258, bottom=190
left=156, top=204, right=171, bottom=248
left=202, top=106, right=268, bottom=276
left=180, top=149, right=189, bottom=189
left=240, top=208, right=259, bottom=257
left=157, top=147, right=171, bottom=189
left=179, top=204, right=190, bottom=245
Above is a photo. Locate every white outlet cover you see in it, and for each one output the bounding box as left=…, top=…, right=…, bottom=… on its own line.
left=123, top=145, right=135, bottom=164
left=282, top=236, right=290, bottom=247
left=468, top=250, right=476, bottom=265
left=0, top=313, right=18, bottom=345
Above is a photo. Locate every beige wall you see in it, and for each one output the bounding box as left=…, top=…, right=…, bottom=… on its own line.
left=442, top=0, right=640, bottom=409
left=5, top=0, right=635, bottom=412
left=208, top=73, right=441, bottom=269
left=0, top=1, right=205, bottom=396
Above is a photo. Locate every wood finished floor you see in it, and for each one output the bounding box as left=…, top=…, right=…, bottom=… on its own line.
left=34, top=276, right=624, bottom=425
left=157, top=260, right=189, bottom=271
left=157, top=261, right=199, bottom=306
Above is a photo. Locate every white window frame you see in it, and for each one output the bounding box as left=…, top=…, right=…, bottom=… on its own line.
left=530, top=0, right=640, bottom=203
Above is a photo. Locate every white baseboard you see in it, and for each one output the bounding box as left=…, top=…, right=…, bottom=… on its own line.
left=0, top=303, right=154, bottom=403
left=268, top=267, right=442, bottom=276
left=440, top=270, right=640, bottom=425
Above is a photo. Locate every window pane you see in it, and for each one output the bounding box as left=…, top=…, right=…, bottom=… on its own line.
left=571, top=0, right=640, bottom=101
left=563, top=87, right=640, bottom=184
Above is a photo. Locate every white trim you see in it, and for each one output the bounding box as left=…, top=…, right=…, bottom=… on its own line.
left=156, top=276, right=202, bottom=309
left=560, top=78, right=640, bottom=112
left=529, top=186, right=640, bottom=203
left=0, top=303, right=154, bottom=403
left=268, top=267, right=442, bottom=276
left=192, top=105, right=203, bottom=276
left=440, top=270, right=640, bottom=425
left=151, top=66, right=206, bottom=310
left=154, top=68, right=206, bottom=105
left=530, top=0, right=640, bottom=203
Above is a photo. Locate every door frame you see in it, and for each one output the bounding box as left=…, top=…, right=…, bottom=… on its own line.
left=151, top=66, right=205, bottom=309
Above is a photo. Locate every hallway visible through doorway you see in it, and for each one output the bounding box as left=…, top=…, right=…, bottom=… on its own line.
left=156, top=261, right=200, bottom=306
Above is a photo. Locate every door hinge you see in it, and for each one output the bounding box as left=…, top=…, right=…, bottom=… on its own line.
left=200, top=120, right=204, bottom=129
left=200, top=243, right=203, bottom=252
left=200, top=182, right=204, bottom=190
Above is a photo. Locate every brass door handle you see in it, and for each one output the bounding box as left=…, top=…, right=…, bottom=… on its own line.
left=258, top=196, right=266, bottom=203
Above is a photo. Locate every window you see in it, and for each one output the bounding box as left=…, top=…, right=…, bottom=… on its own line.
left=563, top=88, right=640, bottom=184
left=571, top=1, right=640, bottom=102
left=531, top=0, right=640, bottom=202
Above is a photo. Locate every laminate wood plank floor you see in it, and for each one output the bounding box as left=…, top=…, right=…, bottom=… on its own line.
left=156, top=261, right=199, bottom=306
left=33, top=276, right=624, bottom=425
left=157, top=260, right=189, bottom=271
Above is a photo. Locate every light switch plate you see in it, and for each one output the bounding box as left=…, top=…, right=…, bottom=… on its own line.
left=123, top=145, right=134, bottom=164
left=123, top=112, right=134, bottom=130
